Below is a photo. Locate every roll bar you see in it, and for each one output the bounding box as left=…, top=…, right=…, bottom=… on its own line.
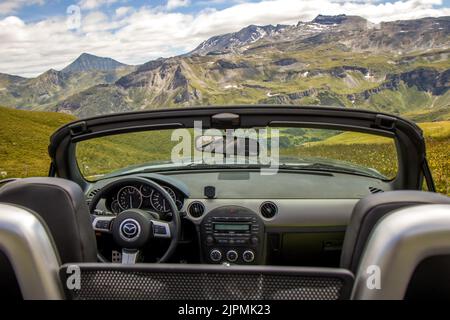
left=0, top=203, right=63, bottom=299
left=352, top=204, right=450, bottom=300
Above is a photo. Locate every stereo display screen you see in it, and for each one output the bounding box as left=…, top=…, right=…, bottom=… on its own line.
left=214, top=224, right=250, bottom=231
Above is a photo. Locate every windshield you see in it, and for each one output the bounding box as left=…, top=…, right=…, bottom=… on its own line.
left=76, top=127, right=398, bottom=181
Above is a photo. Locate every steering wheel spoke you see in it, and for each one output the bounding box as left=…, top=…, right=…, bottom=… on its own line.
left=151, top=220, right=171, bottom=239
left=92, top=215, right=115, bottom=233
left=121, top=249, right=142, bottom=264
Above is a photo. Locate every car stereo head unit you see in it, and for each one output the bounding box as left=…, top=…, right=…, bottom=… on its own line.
left=200, top=206, right=264, bottom=264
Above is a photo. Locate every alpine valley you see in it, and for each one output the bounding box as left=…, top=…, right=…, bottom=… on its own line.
left=0, top=14, right=449, bottom=121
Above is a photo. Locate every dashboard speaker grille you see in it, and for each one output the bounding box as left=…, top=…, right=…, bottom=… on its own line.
left=188, top=201, right=205, bottom=218
left=260, top=202, right=277, bottom=219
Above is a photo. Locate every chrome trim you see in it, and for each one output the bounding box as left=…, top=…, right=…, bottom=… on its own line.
left=186, top=201, right=206, bottom=219
left=242, top=250, right=255, bottom=263
left=210, top=249, right=222, bottom=262
left=119, top=218, right=141, bottom=241
left=0, top=203, right=63, bottom=300
left=150, top=186, right=177, bottom=213
left=226, top=250, right=238, bottom=262
left=352, top=204, right=450, bottom=300
left=152, top=220, right=171, bottom=238
left=259, top=201, right=278, bottom=220
left=92, top=215, right=115, bottom=233
left=121, top=249, right=140, bottom=264
left=117, top=185, right=143, bottom=211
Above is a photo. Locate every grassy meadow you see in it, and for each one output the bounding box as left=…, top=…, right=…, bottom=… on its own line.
left=0, top=106, right=75, bottom=178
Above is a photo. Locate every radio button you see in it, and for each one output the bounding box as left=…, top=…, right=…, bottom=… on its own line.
left=242, top=250, right=255, bottom=263
left=206, top=236, right=214, bottom=244
left=226, top=250, right=238, bottom=262
left=210, top=249, right=222, bottom=262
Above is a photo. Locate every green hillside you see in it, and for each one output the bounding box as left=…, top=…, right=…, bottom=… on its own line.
left=299, top=121, right=449, bottom=195
left=0, top=106, right=75, bottom=178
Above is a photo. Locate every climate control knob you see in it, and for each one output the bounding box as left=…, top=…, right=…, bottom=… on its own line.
left=210, top=249, right=222, bottom=262
left=242, top=250, right=255, bottom=263
left=226, top=250, right=238, bottom=262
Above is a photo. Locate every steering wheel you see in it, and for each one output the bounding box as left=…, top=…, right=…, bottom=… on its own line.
left=89, top=177, right=181, bottom=264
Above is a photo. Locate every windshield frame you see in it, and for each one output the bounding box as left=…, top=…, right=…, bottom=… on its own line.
left=48, top=105, right=429, bottom=191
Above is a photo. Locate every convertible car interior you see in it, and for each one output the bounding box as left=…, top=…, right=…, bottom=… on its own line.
left=0, top=106, right=449, bottom=300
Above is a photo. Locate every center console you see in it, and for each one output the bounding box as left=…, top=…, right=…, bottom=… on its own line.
left=200, top=206, right=264, bottom=264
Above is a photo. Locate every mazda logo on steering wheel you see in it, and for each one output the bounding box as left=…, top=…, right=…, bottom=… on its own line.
left=119, top=219, right=141, bottom=241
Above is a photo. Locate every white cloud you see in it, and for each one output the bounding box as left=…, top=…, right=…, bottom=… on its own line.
left=167, top=0, right=191, bottom=10
left=0, top=0, right=448, bottom=77
left=78, top=0, right=118, bottom=10
left=115, top=6, right=133, bottom=17
left=0, top=0, right=45, bottom=15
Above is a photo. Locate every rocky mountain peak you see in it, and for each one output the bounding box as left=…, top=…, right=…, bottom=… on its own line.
left=190, top=23, right=287, bottom=56
left=62, top=53, right=128, bottom=73
left=312, top=14, right=348, bottom=25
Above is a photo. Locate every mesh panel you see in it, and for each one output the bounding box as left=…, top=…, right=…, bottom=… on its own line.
left=66, top=269, right=345, bottom=300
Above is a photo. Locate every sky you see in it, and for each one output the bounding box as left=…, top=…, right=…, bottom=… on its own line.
left=0, top=0, right=449, bottom=77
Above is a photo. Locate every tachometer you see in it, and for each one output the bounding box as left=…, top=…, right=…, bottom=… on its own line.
left=117, top=186, right=143, bottom=210
left=150, top=186, right=177, bottom=213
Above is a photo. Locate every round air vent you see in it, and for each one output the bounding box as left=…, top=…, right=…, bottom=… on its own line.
left=188, top=201, right=205, bottom=218
left=260, top=201, right=277, bottom=219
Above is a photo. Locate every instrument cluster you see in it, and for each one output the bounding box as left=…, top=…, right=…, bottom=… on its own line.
left=107, top=182, right=184, bottom=216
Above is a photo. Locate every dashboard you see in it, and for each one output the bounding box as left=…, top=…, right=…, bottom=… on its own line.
left=87, top=171, right=392, bottom=266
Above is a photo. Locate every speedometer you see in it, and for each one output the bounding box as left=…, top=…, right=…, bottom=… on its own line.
left=150, top=187, right=177, bottom=213
left=117, top=186, right=143, bottom=210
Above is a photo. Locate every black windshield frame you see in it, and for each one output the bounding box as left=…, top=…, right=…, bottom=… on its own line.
left=48, top=105, right=431, bottom=192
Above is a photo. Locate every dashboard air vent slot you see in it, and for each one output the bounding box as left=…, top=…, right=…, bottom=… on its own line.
left=260, top=201, right=277, bottom=219
left=369, top=187, right=384, bottom=194
left=86, top=188, right=100, bottom=205
left=188, top=201, right=205, bottom=218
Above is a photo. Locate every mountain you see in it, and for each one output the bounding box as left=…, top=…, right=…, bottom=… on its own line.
left=0, top=73, right=26, bottom=86
left=190, top=24, right=288, bottom=56
left=0, top=54, right=135, bottom=110
left=62, top=53, right=129, bottom=73
left=54, top=15, right=449, bottom=119
left=0, top=15, right=448, bottom=119
left=190, top=14, right=449, bottom=57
